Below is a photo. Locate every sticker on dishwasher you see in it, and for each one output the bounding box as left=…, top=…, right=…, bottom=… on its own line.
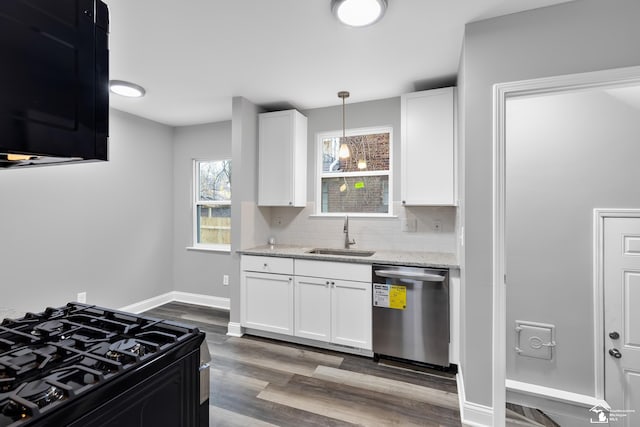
left=373, top=284, right=406, bottom=309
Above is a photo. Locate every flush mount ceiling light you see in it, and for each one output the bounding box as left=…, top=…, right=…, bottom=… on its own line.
left=109, top=80, right=146, bottom=98
left=331, top=0, right=387, bottom=27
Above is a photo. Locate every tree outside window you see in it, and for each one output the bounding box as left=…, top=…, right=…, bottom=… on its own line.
left=194, top=160, right=231, bottom=249
left=317, top=127, right=392, bottom=215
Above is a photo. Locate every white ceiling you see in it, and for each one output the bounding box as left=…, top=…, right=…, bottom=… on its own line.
left=104, top=0, right=574, bottom=127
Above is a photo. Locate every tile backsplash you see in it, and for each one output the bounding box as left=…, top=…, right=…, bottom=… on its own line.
left=268, top=202, right=457, bottom=253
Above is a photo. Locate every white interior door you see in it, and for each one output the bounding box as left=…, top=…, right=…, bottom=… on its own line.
left=604, top=217, right=640, bottom=426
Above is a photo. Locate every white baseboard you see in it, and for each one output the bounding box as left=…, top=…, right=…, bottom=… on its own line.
left=506, top=379, right=608, bottom=423
left=227, top=322, right=243, bottom=337
left=119, top=292, right=174, bottom=313
left=119, top=291, right=230, bottom=314
left=170, top=291, right=230, bottom=310
left=457, top=371, right=494, bottom=427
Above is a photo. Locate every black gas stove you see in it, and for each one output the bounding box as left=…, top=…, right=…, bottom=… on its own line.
left=0, top=303, right=208, bottom=426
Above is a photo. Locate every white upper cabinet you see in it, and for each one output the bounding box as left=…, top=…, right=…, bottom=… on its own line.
left=258, top=109, right=308, bottom=207
left=400, top=88, right=456, bottom=206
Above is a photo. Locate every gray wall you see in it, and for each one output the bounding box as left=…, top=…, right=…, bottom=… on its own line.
left=461, top=0, right=640, bottom=406
left=267, top=97, right=458, bottom=253
left=0, top=109, right=174, bottom=313
left=230, top=97, right=271, bottom=324
left=173, top=121, right=232, bottom=297
left=506, top=90, right=640, bottom=394
left=303, top=97, right=400, bottom=199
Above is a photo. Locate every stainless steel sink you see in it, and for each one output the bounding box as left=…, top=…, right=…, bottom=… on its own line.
left=306, top=248, right=375, bottom=257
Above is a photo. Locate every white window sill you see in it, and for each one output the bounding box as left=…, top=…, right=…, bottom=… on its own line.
left=308, top=214, right=398, bottom=219
left=186, top=246, right=231, bottom=254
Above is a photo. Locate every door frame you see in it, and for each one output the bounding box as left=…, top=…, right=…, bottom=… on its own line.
left=492, top=66, right=640, bottom=425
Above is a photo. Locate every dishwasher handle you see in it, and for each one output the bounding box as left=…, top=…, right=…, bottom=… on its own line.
left=375, top=269, right=446, bottom=282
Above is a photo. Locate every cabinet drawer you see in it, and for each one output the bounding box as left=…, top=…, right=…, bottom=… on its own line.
left=295, top=259, right=371, bottom=282
left=241, top=255, right=293, bottom=275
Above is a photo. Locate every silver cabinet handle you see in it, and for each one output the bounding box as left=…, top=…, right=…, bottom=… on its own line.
left=375, top=270, right=445, bottom=282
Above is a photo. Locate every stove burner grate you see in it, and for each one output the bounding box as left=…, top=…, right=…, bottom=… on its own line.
left=0, top=302, right=202, bottom=426
left=31, top=320, right=65, bottom=338
left=16, top=380, right=65, bottom=409
left=105, top=339, right=146, bottom=362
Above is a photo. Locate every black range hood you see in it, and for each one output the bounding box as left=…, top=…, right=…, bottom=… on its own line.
left=0, top=0, right=109, bottom=169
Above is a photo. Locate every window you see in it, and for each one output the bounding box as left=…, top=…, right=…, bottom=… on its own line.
left=194, top=160, right=231, bottom=250
left=316, top=127, right=392, bottom=216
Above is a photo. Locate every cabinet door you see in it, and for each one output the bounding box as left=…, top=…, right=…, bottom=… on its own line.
left=401, top=88, right=455, bottom=206
left=294, top=277, right=331, bottom=342
left=259, top=111, right=294, bottom=206
left=241, top=271, right=293, bottom=335
left=258, top=110, right=307, bottom=207
left=331, top=280, right=372, bottom=350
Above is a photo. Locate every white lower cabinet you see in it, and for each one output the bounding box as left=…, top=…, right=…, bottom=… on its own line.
left=294, top=276, right=331, bottom=341
left=241, top=256, right=372, bottom=351
left=294, top=260, right=372, bottom=351
left=241, top=271, right=293, bottom=335
left=330, top=279, right=372, bottom=349
left=240, top=256, right=294, bottom=335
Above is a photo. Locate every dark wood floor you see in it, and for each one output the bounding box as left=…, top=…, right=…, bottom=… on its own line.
left=145, top=302, right=461, bottom=426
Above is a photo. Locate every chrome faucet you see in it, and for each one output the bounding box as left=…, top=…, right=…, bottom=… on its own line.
left=343, top=216, right=355, bottom=249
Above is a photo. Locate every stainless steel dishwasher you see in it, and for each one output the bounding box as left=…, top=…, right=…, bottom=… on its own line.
left=372, top=265, right=449, bottom=367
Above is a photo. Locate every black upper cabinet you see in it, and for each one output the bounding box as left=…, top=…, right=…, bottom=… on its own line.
left=0, top=0, right=109, bottom=168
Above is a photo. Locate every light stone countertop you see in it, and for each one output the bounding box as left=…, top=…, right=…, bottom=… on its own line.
left=238, top=244, right=458, bottom=269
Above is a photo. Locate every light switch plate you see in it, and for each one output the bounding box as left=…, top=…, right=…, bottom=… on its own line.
left=515, top=320, right=555, bottom=360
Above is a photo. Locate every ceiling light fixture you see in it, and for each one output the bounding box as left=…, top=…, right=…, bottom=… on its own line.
left=331, top=0, right=387, bottom=27
left=109, top=80, right=146, bottom=98
left=338, top=91, right=350, bottom=159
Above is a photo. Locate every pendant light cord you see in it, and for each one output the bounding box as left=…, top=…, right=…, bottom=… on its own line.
left=338, top=91, right=350, bottom=159
left=342, top=94, right=346, bottom=140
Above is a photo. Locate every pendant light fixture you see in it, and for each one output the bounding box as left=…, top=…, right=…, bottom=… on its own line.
left=331, top=0, right=387, bottom=28
left=338, top=91, right=350, bottom=159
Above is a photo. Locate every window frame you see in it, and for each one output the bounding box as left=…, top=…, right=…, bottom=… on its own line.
left=315, top=126, right=393, bottom=217
left=192, top=159, right=231, bottom=252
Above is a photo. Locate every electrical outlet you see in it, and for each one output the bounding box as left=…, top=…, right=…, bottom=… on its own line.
left=223, top=275, right=229, bottom=286
left=432, top=220, right=442, bottom=232
left=77, top=292, right=87, bottom=303
left=273, top=216, right=283, bottom=226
